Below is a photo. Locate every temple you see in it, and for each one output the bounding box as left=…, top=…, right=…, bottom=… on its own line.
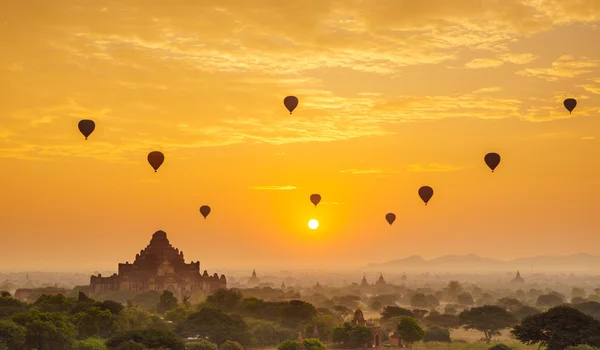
left=89, top=230, right=226, bottom=298
left=511, top=270, right=525, bottom=284
left=352, top=305, right=381, bottom=347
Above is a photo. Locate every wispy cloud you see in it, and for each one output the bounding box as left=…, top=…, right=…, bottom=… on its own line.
left=251, top=186, right=296, bottom=191
left=406, top=164, right=462, bottom=172
left=516, top=55, right=599, bottom=81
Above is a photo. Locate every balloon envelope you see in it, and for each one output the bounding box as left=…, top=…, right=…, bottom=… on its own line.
left=418, top=186, right=434, bottom=205
left=564, top=98, right=577, bottom=113
left=385, top=213, right=396, bottom=225
left=147, top=151, right=165, bottom=172
left=484, top=152, right=501, bottom=172
left=310, top=194, right=321, bottom=207
left=200, top=205, right=211, bottom=219
left=284, top=96, right=299, bottom=114
left=78, top=119, right=95, bottom=140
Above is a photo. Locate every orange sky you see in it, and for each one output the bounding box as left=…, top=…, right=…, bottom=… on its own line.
left=2, top=0, right=600, bottom=272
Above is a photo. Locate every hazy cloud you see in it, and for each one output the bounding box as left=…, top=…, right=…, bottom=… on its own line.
left=406, top=163, right=462, bottom=172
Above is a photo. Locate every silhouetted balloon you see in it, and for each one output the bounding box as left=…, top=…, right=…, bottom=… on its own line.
left=564, top=98, right=577, bottom=114
left=78, top=119, right=95, bottom=140
left=418, top=186, right=434, bottom=206
left=284, top=96, right=299, bottom=114
left=484, top=152, right=501, bottom=172
left=200, top=205, right=211, bottom=219
left=385, top=213, right=396, bottom=226
left=310, top=194, right=321, bottom=207
left=147, top=151, right=164, bottom=173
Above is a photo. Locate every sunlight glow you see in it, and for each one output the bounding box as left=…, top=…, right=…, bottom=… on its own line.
left=308, top=219, right=319, bottom=230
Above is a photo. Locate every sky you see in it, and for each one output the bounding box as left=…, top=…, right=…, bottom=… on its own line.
left=2, top=0, right=600, bottom=272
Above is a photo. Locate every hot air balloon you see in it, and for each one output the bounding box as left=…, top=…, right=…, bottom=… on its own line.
left=78, top=119, right=95, bottom=140
left=147, top=151, right=165, bottom=172
left=385, top=213, right=396, bottom=226
left=284, top=96, right=299, bottom=114
left=564, top=98, right=577, bottom=114
left=418, top=186, right=434, bottom=206
left=200, top=205, right=211, bottom=219
left=484, top=152, right=501, bottom=172
left=310, top=194, right=321, bottom=207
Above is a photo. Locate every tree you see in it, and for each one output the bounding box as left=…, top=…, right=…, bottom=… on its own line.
left=397, top=317, right=424, bottom=346
left=106, top=329, right=185, bottom=350
left=219, top=340, right=244, bottom=350
left=513, top=306, right=540, bottom=321
left=302, top=338, right=325, bottom=350
left=573, top=301, right=600, bottom=320
left=426, top=294, right=440, bottom=307
left=178, top=306, right=251, bottom=346
left=349, top=325, right=373, bottom=350
left=410, top=294, right=428, bottom=309
left=444, top=305, right=457, bottom=315
left=381, top=306, right=414, bottom=320
left=75, top=337, right=109, bottom=350
left=423, top=326, right=450, bottom=342
left=182, top=295, right=192, bottom=309
left=459, top=305, right=516, bottom=343
left=186, top=340, right=219, bottom=350
left=157, top=290, right=179, bottom=314
left=511, top=305, right=600, bottom=350
left=0, top=294, right=28, bottom=319
left=573, top=288, right=587, bottom=299
left=11, top=309, right=77, bottom=349
left=332, top=323, right=352, bottom=344
left=496, top=297, right=523, bottom=312
left=0, top=320, right=26, bottom=350
left=332, top=305, right=352, bottom=320
left=370, top=300, right=383, bottom=311
left=537, top=293, right=565, bottom=308
left=205, top=289, right=243, bottom=312
left=424, top=313, right=459, bottom=329
left=131, top=291, right=161, bottom=311
left=277, top=339, right=301, bottom=350
left=457, top=293, right=474, bottom=306
left=565, top=346, right=600, bottom=350
left=488, top=345, right=511, bottom=350
left=118, top=305, right=152, bottom=331
left=165, top=307, right=192, bottom=326
left=447, top=281, right=463, bottom=300
left=114, top=340, right=147, bottom=349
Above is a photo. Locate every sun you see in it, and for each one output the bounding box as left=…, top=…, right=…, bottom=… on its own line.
left=308, top=219, right=319, bottom=230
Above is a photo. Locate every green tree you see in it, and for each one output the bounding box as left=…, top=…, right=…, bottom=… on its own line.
left=32, top=294, right=76, bottom=313
left=165, top=307, right=192, bottom=326
left=0, top=293, right=28, bottom=319
left=75, top=337, right=108, bottom=350
left=511, top=305, right=600, bottom=350
left=178, top=306, right=251, bottom=346
left=106, top=329, right=185, bottom=350
left=114, top=340, right=147, bottom=349
left=332, top=322, right=352, bottom=344
left=277, top=339, right=301, bottom=350
left=349, top=325, right=373, bottom=350
left=131, top=290, right=161, bottom=311
left=459, top=305, right=516, bottom=343
left=157, top=290, right=179, bottom=314
left=397, top=317, right=424, bottom=346
left=206, top=289, right=243, bottom=312
left=0, top=319, right=26, bottom=350
left=565, top=346, right=600, bottom=350
left=371, top=300, right=383, bottom=311
left=447, top=281, right=463, bottom=300
left=220, top=340, right=244, bottom=350
left=11, top=309, right=77, bottom=350
left=186, top=340, right=219, bottom=350
left=423, top=326, right=450, bottom=342
left=72, top=306, right=116, bottom=339
left=118, top=305, right=152, bottom=331
left=302, top=338, right=325, bottom=350
left=182, top=295, right=192, bottom=309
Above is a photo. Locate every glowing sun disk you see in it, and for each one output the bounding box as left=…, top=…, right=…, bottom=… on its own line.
left=308, top=219, right=319, bottom=230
